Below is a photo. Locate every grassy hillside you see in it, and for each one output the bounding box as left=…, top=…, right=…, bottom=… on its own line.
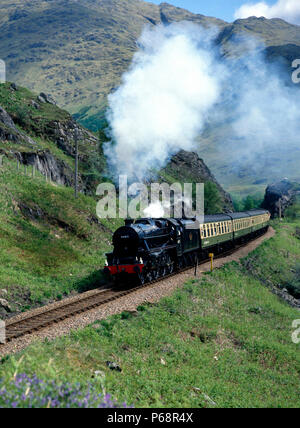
left=1, top=214, right=299, bottom=407
left=0, top=157, right=122, bottom=317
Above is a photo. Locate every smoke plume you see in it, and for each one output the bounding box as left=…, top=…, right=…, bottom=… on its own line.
left=105, top=23, right=225, bottom=182
left=105, top=22, right=300, bottom=185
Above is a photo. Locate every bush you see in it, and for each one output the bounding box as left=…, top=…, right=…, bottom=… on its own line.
left=14, top=105, right=31, bottom=128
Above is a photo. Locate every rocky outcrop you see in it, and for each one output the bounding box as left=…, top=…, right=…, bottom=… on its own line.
left=0, top=147, right=82, bottom=189
left=38, top=92, right=56, bottom=105
left=262, top=179, right=299, bottom=218
left=0, top=90, right=97, bottom=190
left=162, top=150, right=234, bottom=212
left=20, top=150, right=82, bottom=188
left=0, top=106, right=36, bottom=146
left=0, top=106, right=22, bottom=143
left=0, top=298, right=11, bottom=313
left=49, top=120, right=98, bottom=162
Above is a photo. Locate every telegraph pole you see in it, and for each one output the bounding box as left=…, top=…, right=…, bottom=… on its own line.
left=279, top=200, right=282, bottom=220
left=74, top=128, right=79, bottom=199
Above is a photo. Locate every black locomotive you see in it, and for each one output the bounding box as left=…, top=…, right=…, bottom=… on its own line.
left=104, top=210, right=270, bottom=284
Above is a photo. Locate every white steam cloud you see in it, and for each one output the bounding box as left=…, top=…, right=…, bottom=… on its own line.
left=105, top=23, right=225, bottom=182
left=215, top=44, right=300, bottom=179
left=143, top=201, right=168, bottom=218
left=235, top=0, right=300, bottom=25
left=105, top=21, right=300, bottom=186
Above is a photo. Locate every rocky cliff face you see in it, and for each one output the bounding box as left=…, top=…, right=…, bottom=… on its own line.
left=0, top=105, right=80, bottom=188
left=262, top=179, right=300, bottom=218
left=0, top=105, right=36, bottom=147
left=161, top=150, right=233, bottom=213
left=19, top=150, right=80, bottom=188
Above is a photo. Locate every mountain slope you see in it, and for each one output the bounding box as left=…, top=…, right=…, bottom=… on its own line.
left=0, top=0, right=226, bottom=130
left=3, top=0, right=300, bottom=131
left=1, top=1, right=300, bottom=189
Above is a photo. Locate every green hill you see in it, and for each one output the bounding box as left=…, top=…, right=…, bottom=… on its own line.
left=1, top=213, right=300, bottom=407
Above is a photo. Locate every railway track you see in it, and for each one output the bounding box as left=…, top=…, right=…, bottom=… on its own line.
left=2, top=230, right=267, bottom=343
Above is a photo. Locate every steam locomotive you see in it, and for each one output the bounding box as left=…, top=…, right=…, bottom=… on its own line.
left=104, top=210, right=270, bottom=284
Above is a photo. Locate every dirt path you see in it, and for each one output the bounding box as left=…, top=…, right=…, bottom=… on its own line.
left=0, top=227, right=275, bottom=357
